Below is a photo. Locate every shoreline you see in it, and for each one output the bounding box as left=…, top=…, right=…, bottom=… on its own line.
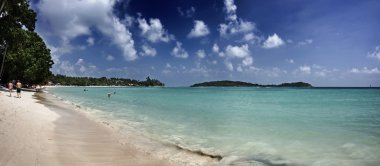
left=0, top=90, right=221, bottom=166
left=43, top=90, right=222, bottom=166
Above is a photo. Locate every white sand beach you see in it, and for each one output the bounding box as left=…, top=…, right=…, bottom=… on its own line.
left=0, top=91, right=170, bottom=166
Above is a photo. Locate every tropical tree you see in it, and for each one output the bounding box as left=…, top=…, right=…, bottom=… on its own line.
left=0, top=0, right=53, bottom=84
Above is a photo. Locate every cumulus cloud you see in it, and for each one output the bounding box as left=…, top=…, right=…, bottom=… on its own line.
left=34, top=0, right=137, bottom=61
left=224, top=0, right=237, bottom=21
left=196, top=49, right=206, bottom=59
left=223, top=44, right=255, bottom=71
left=225, top=44, right=250, bottom=58
left=140, top=44, right=157, bottom=57
left=350, top=67, right=380, bottom=74
left=171, top=42, right=189, bottom=59
left=188, top=20, right=210, bottom=38
left=368, top=46, right=380, bottom=61
left=100, top=17, right=137, bottom=61
left=219, top=0, right=255, bottom=37
left=212, top=43, right=220, bottom=53
left=219, top=20, right=255, bottom=37
left=263, top=33, right=285, bottom=49
left=137, top=17, right=173, bottom=43
left=299, top=65, right=311, bottom=74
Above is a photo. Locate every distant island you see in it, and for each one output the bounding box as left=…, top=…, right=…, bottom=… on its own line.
left=190, top=80, right=312, bottom=88
left=49, top=75, right=165, bottom=87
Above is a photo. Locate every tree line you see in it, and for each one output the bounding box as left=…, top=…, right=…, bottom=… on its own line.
left=50, top=75, right=165, bottom=87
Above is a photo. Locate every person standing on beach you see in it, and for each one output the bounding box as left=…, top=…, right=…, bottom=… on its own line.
left=16, top=80, right=22, bottom=98
left=8, top=81, right=13, bottom=97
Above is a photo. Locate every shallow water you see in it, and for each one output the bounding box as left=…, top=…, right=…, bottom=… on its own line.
left=49, top=87, right=380, bottom=166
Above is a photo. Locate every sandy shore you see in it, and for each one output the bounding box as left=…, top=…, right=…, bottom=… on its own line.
left=0, top=89, right=222, bottom=166
left=0, top=90, right=171, bottom=166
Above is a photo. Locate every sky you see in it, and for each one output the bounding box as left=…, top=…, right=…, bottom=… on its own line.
left=30, top=0, right=380, bottom=87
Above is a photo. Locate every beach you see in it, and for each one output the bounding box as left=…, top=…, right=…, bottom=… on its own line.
left=1, top=87, right=379, bottom=166
left=0, top=91, right=172, bottom=166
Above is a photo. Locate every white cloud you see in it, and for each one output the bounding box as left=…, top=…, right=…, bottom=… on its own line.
left=242, top=56, right=253, bottom=66
left=263, top=33, right=285, bottom=49
left=225, top=44, right=250, bottom=58
left=171, top=42, right=189, bottom=59
left=299, top=65, right=311, bottom=74
left=243, top=33, right=258, bottom=42
left=86, top=37, right=94, bottom=46
left=75, top=58, right=97, bottom=73
left=297, top=39, right=313, bottom=46
left=166, top=63, right=171, bottom=68
left=106, top=54, right=114, bottom=61
left=75, top=58, right=85, bottom=65
left=219, top=20, right=255, bottom=37
left=219, top=0, right=255, bottom=37
left=224, top=0, right=237, bottom=21
left=212, top=43, right=220, bottom=53
left=196, top=49, right=206, bottom=59
left=35, top=0, right=137, bottom=61
left=140, top=44, right=157, bottom=57
left=188, top=20, right=210, bottom=38
left=223, top=44, right=254, bottom=70
left=137, top=17, right=173, bottom=43
left=350, top=67, right=380, bottom=74
left=100, top=17, right=137, bottom=61
left=368, top=46, right=380, bottom=61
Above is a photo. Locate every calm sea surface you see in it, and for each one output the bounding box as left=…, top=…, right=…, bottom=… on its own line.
left=49, top=87, right=380, bottom=166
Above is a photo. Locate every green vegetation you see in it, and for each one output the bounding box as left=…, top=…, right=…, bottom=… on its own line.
left=50, top=75, right=165, bottom=87
left=0, top=0, right=53, bottom=84
left=190, top=80, right=312, bottom=88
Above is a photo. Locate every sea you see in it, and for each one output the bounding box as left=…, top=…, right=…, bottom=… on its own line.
left=48, top=87, right=380, bottom=166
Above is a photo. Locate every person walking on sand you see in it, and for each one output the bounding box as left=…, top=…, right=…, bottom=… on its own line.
left=16, top=80, right=22, bottom=98
left=8, top=81, right=13, bottom=97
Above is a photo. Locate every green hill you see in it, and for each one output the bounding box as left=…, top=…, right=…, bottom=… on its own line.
left=190, top=80, right=312, bottom=88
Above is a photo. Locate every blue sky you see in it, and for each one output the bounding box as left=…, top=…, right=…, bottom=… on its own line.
left=30, top=0, right=380, bottom=86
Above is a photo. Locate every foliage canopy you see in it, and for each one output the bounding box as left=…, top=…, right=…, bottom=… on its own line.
left=0, top=0, right=53, bottom=84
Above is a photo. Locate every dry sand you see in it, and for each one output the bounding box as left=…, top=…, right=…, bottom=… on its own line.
left=0, top=90, right=169, bottom=166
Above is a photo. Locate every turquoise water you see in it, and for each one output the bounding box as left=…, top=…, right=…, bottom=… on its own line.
left=49, top=87, right=380, bottom=165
